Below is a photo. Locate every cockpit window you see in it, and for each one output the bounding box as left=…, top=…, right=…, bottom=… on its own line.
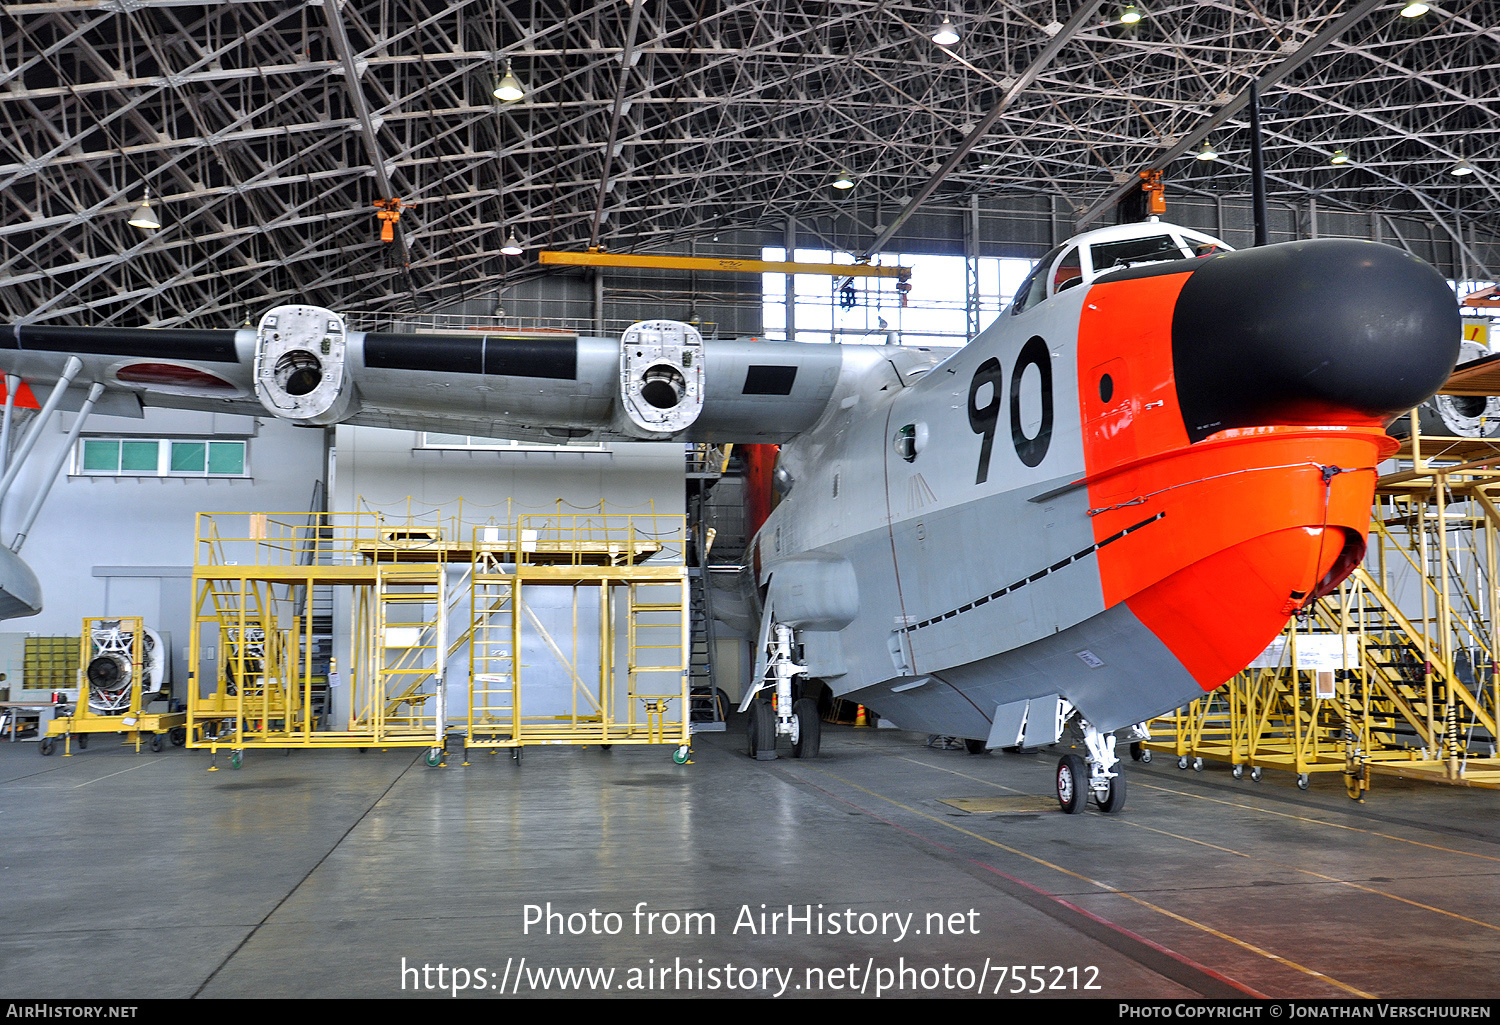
left=1088, top=235, right=1191, bottom=273
left=1052, top=247, right=1084, bottom=294
left=1010, top=244, right=1065, bottom=315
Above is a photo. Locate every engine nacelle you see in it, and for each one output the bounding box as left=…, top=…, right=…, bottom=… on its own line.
left=253, top=305, right=359, bottom=425
left=613, top=320, right=705, bottom=439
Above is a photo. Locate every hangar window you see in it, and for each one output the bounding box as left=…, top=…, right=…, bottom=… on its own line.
left=419, top=433, right=606, bottom=453
left=762, top=247, right=1036, bottom=346
left=75, top=438, right=247, bottom=478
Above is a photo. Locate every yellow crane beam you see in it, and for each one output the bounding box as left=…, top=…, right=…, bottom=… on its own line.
left=538, top=249, right=910, bottom=281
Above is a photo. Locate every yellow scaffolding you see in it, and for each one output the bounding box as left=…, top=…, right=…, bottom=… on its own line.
left=188, top=502, right=689, bottom=768
left=466, top=510, right=690, bottom=757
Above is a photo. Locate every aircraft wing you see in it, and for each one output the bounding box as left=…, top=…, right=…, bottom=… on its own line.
left=2, top=309, right=956, bottom=443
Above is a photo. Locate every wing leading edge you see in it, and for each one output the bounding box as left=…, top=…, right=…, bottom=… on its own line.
left=3, top=310, right=955, bottom=444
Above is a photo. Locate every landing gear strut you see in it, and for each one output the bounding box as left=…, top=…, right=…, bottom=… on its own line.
left=744, top=623, right=820, bottom=760
left=1055, top=716, right=1128, bottom=815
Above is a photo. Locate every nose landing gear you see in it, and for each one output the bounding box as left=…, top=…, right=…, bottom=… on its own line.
left=1055, top=718, right=1129, bottom=815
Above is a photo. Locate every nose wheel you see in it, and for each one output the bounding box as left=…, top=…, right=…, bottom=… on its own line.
left=1056, top=718, right=1128, bottom=815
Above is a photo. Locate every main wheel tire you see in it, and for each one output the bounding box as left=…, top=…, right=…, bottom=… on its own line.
left=963, top=738, right=989, bottom=755
left=714, top=688, right=731, bottom=723
left=1056, top=754, right=1087, bottom=814
left=1096, top=771, right=1127, bottom=813
left=748, top=700, right=776, bottom=757
left=1129, top=741, right=1142, bottom=761
left=792, top=697, right=821, bottom=759
left=39, top=736, right=55, bottom=756
left=76, top=734, right=88, bottom=750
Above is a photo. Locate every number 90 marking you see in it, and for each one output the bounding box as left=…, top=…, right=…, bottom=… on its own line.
left=968, top=335, right=1054, bottom=483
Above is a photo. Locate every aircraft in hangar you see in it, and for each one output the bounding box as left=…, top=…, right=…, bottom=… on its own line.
left=0, top=218, right=1460, bottom=812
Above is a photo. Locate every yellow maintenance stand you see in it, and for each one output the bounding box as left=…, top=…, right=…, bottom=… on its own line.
left=187, top=503, right=690, bottom=769
left=41, top=616, right=186, bottom=756
left=467, top=510, right=690, bottom=762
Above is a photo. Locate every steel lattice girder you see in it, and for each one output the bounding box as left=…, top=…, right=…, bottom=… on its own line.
left=0, top=0, right=1495, bottom=327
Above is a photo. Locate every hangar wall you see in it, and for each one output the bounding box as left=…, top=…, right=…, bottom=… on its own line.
left=0, top=408, right=327, bottom=689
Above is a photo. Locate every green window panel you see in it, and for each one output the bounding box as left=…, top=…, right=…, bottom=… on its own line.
left=170, top=441, right=206, bottom=473
left=120, top=440, right=160, bottom=472
left=81, top=439, right=119, bottom=472
left=208, top=441, right=244, bottom=475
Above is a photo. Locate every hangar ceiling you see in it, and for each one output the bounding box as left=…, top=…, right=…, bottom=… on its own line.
left=0, top=0, right=1496, bottom=327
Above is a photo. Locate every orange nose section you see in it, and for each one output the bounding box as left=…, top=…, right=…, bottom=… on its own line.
left=1077, top=264, right=1401, bottom=692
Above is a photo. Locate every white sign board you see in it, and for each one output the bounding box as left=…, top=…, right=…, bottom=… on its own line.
left=1249, top=634, right=1360, bottom=671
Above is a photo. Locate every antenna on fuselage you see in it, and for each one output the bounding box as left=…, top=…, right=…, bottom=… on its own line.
left=1248, top=80, right=1269, bottom=247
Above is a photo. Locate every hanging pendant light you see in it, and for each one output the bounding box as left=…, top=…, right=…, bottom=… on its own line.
left=1196, top=139, right=1218, bottom=161
left=500, top=230, right=523, bottom=256
left=128, top=188, right=162, bottom=230
left=493, top=61, right=525, bottom=102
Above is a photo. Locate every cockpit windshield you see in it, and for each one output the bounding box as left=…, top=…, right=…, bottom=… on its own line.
left=1087, top=234, right=1190, bottom=272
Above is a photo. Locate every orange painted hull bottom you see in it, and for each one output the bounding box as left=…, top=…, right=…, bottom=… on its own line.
left=1090, top=426, right=1394, bottom=693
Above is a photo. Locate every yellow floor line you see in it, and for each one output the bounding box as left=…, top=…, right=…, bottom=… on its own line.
left=1117, top=817, right=1500, bottom=934
left=800, top=763, right=1374, bottom=999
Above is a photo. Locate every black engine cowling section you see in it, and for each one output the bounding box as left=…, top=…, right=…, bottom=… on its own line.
left=1171, top=239, right=1460, bottom=444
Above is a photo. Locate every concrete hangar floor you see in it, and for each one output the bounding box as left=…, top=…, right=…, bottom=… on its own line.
left=2, top=719, right=1497, bottom=1001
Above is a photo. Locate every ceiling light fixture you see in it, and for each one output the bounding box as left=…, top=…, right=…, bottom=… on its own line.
left=931, top=16, right=960, bottom=45
left=493, top=61, right=525, bottom=102
left=1196, top=139, right=1218, bottom=161
left=1119, top=4, right=1143, bottom=25
left=500, top=230, right=524, bottom=255
left=1452, top=157, right=1475, bottom=177
left=832, top=169, right=855, bottom=190
left=1330, top=148, right=1348, bottom=165
left=127, top=188, right=161, bottom=230
left=1399, top=2, right=1429, bottom=16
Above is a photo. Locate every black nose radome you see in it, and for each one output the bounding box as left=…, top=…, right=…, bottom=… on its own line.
left=1171, top=238, right=1460, bottom=444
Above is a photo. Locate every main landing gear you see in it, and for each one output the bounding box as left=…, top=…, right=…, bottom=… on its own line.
left=744, top=623, right=820, bottom=760
left=1054, top=718, right=1128, bottom=815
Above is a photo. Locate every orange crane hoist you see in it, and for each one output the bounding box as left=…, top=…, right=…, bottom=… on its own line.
left=374, top=198, right=409, bottom=242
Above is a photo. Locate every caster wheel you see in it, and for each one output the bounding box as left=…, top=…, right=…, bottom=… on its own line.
left=425, top=748, right=442, bottom=767
left=1251, top=766, right=1263, bottom=782
left=76, top=734, right=88, bottom=750
left=1177, top=756, right=1189, bottom=770
left=1297, top=773, right=1310, bottom=790
left=791, top=697, right=821, bottom=758
left=512, top=747, right=522, bottom=764
left=672, top=745, right=689, bottom=764
left=230, top=751, right=243, bottom=769
left=39, top=737, right=55, bottom=756
left=1140, top=749, right=1152, bottom=763
left=1192, top=757, right=1204, bottom=771
left=1095, top=771, right=1127, bottom=814
left=1232, top=764, right=1244, bottom=780
left=1056, top=754, right=1087, bottom=814
left=149, top=734, right=164, bottom=753
left=170, top=727, right=186, bottom=747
